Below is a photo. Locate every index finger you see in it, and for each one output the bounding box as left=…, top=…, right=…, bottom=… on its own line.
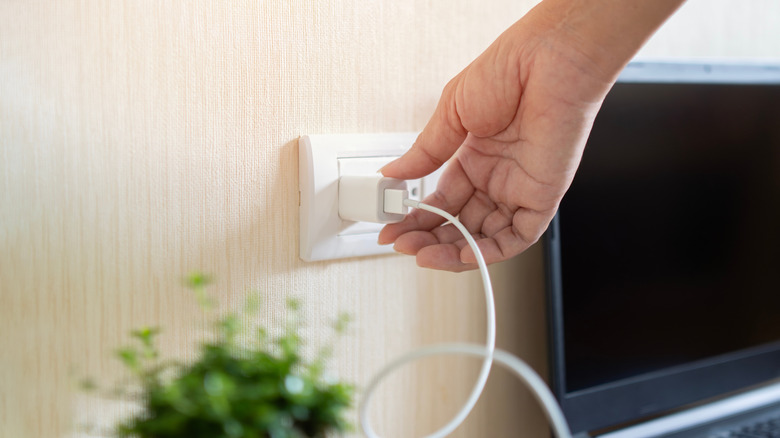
left=381, top=79, right=467, bottom=180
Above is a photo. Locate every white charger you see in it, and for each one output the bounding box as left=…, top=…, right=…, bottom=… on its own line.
left=338, top=174, right=409, bottom=223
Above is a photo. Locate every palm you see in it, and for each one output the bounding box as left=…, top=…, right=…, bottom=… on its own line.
left=379, top=19, right=614, bottom=271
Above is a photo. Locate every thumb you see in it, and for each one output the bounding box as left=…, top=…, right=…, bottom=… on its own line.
left=382, top=83, right=467, bottom=180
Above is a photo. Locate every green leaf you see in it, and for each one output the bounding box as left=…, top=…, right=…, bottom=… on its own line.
left=116, top=347, right=140, bottom=372
left=184, top=271, right=214, bottom=310
left=332, top=312, right=351, bottom=334
left=184, top=272, right=212, bottom=289
left=78, top=377, right=98, bottom=392
left=218, top=314, right=240, bottom=345
left=131, top=326, right=161, bottom=360
left=286, top=297, right=301, bottom=312
left=130, top=326, right=160, bottom=343
left=244, top=292, right=262, bottom=314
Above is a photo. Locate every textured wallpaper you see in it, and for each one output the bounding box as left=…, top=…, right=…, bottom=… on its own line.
left=1, top=1, right=778, bottom=437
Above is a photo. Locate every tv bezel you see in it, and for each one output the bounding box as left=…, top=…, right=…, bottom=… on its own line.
left=544, top=61, right=780, bottom=435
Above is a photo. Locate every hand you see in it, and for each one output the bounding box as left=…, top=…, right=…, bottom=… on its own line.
left=378, top=0, right=682, bottom=272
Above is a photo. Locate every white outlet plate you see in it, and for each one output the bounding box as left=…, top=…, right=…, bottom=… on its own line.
left=298, top=133, right=443, bottom=262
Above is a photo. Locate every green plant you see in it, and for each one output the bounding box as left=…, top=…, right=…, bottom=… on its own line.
left=85, top=273, right=353, bottom=438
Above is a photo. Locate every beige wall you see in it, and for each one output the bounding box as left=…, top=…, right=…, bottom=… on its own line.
left=1, top=1, right=778, bottom=437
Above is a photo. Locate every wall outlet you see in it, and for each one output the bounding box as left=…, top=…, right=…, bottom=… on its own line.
left=298, top=133, right=443, bottom=262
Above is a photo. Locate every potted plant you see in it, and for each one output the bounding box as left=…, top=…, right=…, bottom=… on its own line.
left=81, top=273, right=353, bottom=438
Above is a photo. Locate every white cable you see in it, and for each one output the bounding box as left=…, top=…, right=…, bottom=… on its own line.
left=368, top=198, right=496, bottom=438
left=359, top=198, right=572, bottom=438
left=362, top=344, right=572, bottom=438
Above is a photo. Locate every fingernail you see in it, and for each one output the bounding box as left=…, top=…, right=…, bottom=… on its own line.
left=379, top=159, right=397, bottom=174
left=393, top=243, right=413, bottom=255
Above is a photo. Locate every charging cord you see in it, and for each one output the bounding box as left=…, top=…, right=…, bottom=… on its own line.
left=359, top=198, right=497, bottom=438
left=340, top=177, right=572, bottom=437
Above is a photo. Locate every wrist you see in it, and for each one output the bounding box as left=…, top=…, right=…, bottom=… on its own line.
left=528, top=0, right=685, bottom=82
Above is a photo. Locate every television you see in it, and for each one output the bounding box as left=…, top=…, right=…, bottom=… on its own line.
left=545, top=61, right=780, bottom=436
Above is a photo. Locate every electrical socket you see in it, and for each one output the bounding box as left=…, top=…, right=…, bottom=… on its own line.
left=298, top=133, right=442, bottom=262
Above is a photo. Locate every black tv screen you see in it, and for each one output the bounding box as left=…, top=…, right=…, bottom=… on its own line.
left=547, top=62, right=780, bottom=434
